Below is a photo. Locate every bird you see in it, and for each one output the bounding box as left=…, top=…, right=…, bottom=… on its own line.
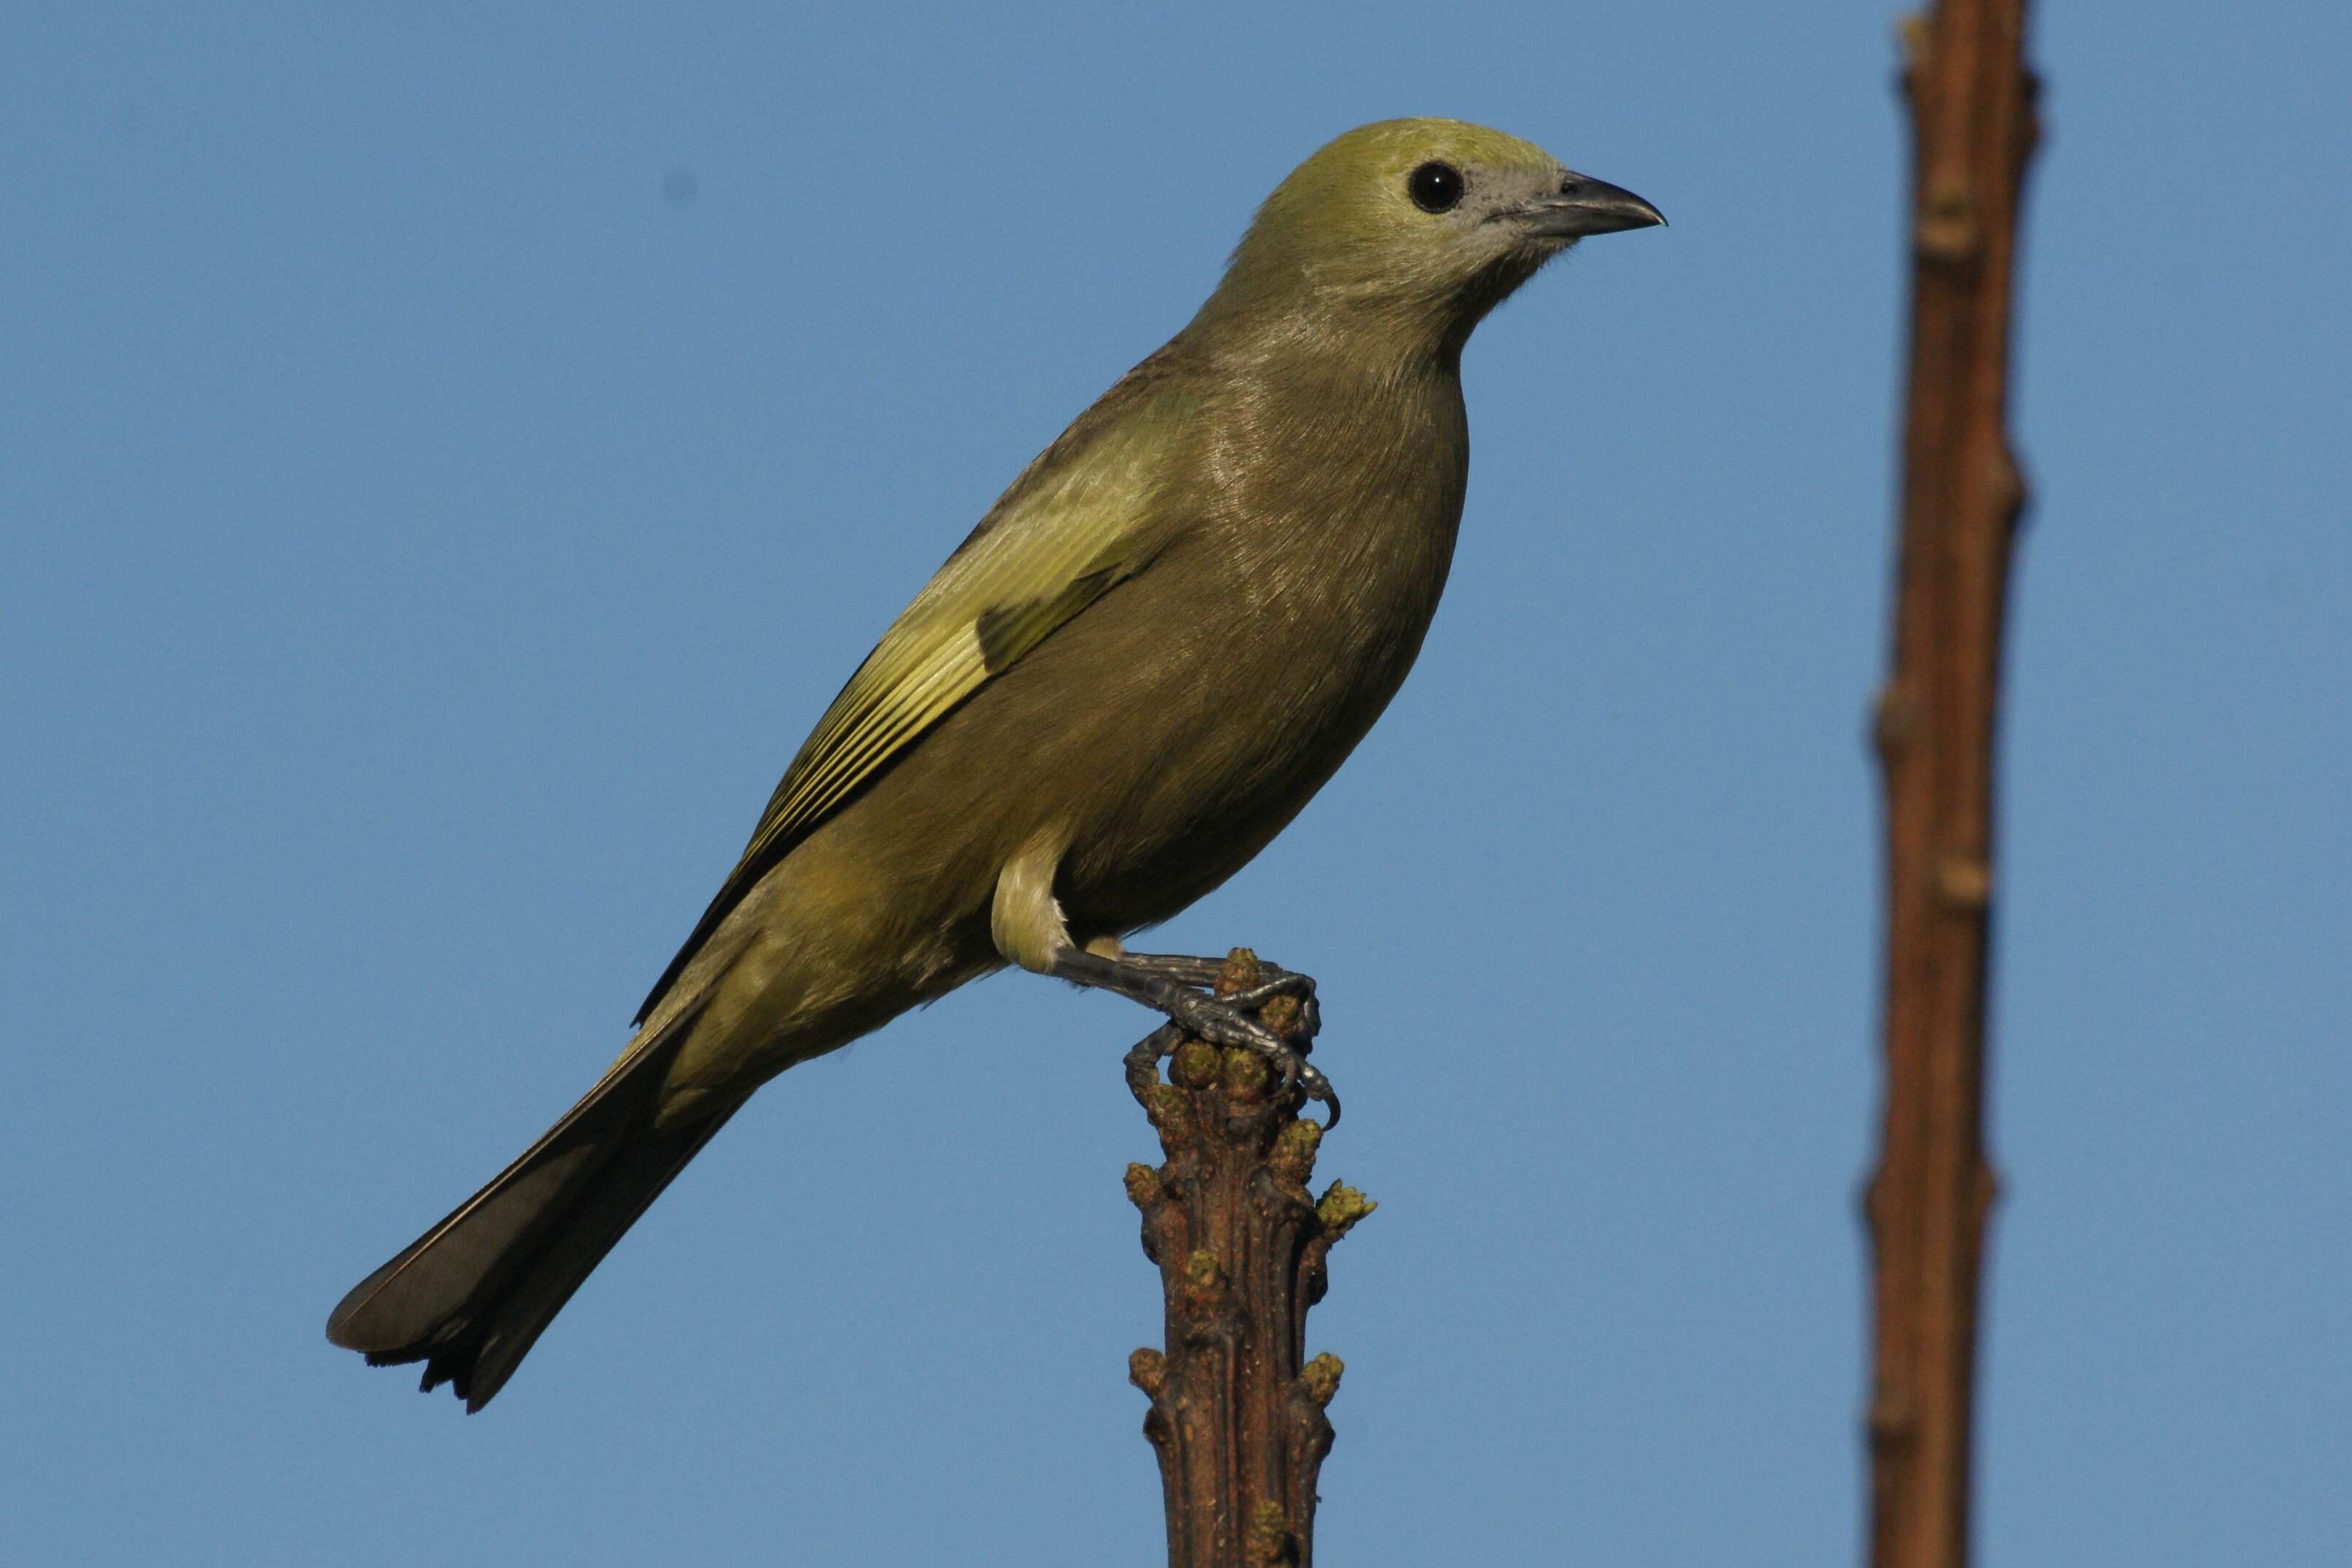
left=327, top=117, right=1663, bottom=1410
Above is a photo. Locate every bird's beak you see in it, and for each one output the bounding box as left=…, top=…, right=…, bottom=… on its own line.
left=1509, top=174, right=1666, bottom=239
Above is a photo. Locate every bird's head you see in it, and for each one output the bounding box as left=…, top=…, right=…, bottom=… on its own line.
left=1209, top=118, right=1663, bottom=360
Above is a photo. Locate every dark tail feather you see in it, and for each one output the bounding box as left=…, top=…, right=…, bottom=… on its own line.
left=327, top=1000, right=740, bottom=1412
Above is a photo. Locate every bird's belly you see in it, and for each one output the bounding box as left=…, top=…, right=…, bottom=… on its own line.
left=1042, top=527, right=1452, bottom=938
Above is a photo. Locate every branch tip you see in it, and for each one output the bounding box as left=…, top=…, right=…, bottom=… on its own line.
left=1270, top=1121, right=1323, bottom=1186
left=1123, top=1162, right=1164, bottom=1210
left=1214, top=947, right=1262, bottom=996
left=1170, top=1041, right=1221, bottom=1089
left=1315, top=1181, right=1376, bottom=1238
left=1299, top=1352, right=1345, bottom=1408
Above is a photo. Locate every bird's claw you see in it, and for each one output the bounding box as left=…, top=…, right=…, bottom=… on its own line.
left=1095, top=950, right=1338, bottom=1126
left=1166, top=986, right=1288, bottom=1060
left=1223, top=968, right=1322, bottom=1042
left=1161, top=980, right=1339, bottom=1128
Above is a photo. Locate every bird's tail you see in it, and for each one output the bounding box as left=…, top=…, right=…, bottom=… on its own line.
left=326, top=999, right=743, bottom=1412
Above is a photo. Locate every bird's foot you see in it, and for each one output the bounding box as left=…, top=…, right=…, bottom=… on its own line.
left=1122, top=1020, right=1191, bottom=1101
left=1066, top=947, right=1336, bottom=1125
left=1118, top=950, right=1324, bottom=1044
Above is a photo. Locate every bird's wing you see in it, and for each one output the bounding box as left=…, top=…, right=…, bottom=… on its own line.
left=634, top=373, right=1195, bottom=1022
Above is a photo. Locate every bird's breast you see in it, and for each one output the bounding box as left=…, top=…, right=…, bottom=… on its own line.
left=1045, top=372, right=1471, bottom=925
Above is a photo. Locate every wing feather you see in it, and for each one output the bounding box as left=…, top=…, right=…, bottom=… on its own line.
left=632, top=370, right=1194, bottom=1022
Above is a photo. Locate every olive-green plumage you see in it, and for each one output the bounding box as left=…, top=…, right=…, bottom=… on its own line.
left=328, top=118, right=1662, bottom=1409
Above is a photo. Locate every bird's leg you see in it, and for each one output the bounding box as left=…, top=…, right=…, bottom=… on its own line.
left=1051, top=947, right=1338, bottom=1125
left=1107, top=952, right=1225, bottom=985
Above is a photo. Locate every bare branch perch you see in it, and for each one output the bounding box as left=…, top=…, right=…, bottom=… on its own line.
left=1123, top=950, right=1372, bottom=1567
left=1867, top=2, right=2040, bottom=1565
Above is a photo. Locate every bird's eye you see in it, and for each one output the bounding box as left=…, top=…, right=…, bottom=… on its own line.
left=1407, top=161, right=1464, bottom=214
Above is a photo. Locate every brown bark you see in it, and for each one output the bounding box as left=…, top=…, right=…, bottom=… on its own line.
left=1123, top=950, right=1372, bottom=1567
left=1866, top=3, right=2040, bottom=1566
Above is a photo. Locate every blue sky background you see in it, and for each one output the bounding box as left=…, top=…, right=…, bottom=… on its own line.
left=4, top=4, right=2345, bottom=1564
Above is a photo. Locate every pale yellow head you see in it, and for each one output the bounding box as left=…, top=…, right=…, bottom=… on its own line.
left=1210, top=117, right=1663, bottom=352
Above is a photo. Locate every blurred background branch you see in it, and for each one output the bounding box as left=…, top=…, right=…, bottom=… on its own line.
left=1866, top=2, right=2040, bottom=1565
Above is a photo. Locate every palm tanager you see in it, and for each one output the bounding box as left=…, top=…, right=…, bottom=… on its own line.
left=328, top=117, right=1663, bottom=1409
